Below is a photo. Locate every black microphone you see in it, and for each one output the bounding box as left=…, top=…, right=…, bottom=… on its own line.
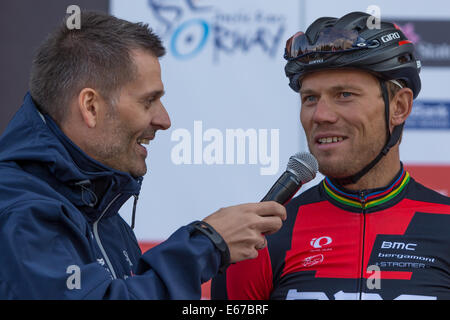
left=261, top=152, right=318, bottom=204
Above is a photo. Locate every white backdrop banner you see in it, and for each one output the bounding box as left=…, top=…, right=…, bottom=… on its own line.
left=111, top=0, right=306, bottom=241
left=111, top=0, right=450, bottom=242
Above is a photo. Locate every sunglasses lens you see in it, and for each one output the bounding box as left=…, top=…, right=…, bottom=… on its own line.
left=286, top=28, right=361, bottom=62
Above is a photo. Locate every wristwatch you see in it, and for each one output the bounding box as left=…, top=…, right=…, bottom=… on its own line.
left=188, top=220, right=231, bottom=273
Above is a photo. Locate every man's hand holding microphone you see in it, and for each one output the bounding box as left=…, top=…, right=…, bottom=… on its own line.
left=202, top=152, right=318, bottom=265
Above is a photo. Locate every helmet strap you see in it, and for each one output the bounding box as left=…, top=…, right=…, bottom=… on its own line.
left=330, top=79, right=404, bottom=186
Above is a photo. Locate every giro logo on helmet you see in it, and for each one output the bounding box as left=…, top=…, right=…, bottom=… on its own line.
left=381, top=32, right=400, bottom=43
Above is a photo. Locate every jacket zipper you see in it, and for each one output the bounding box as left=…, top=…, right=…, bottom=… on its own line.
left=359, top=190, right=367, bottom=300
left=92, top=193, right=122, bottom=280
left=131, top=194, right=139, bottom=229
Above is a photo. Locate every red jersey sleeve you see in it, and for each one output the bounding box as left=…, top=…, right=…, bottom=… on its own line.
left=225, top=246, right=273, bottom=300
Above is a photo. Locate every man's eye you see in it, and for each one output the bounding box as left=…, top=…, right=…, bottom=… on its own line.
left=302, top=95, right=317, bottom=103
left=340, top=92, right=353, bottom=98
left=145, top=99, right=155, bottom=108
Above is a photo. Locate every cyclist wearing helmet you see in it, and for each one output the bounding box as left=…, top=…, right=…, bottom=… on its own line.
left=212, top=11, right=450, bottom=300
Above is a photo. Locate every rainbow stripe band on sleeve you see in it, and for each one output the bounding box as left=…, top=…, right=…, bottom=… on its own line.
left=323, top=169, right=410, bottom=210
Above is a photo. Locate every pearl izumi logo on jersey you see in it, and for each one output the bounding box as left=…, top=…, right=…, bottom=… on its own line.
left=310, top=236, right=332, bottom=249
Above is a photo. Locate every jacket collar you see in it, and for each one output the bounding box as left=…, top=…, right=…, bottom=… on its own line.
left=44, top=112, right=143, bottom=219
left=322, top=163, right=410, bottom=212
left=0, top=93, right=142, bottom=221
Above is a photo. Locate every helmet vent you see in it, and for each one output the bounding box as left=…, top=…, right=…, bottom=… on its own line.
left=398, top=54, right=413, bottom=64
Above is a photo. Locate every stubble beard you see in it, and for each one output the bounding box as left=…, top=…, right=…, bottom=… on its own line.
left=312, top=134, right=386, bottom=180
left=89, top=114, right=143, bottom=176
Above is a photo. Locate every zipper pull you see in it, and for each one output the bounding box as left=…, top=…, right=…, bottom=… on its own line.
left=359, top=190, right=366, bottom=209
left=131, top=194, right=139, bottom=229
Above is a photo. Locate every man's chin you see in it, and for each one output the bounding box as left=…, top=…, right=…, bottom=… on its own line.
left=128, top=162, right=147, bottom=178
left=317, top=159, right=355, bottom=179
left=131, top=168, right=147, bottom=178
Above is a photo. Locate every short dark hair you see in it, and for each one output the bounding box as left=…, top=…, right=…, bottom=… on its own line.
left=29, top=11, right=165, bottom=124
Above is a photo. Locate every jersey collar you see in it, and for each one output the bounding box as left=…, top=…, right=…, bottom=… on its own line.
left=322, top=163, right=410, bottom=212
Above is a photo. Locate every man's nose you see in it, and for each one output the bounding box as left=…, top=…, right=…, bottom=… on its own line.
left=312, top=97, right=338, bottom=124
left=152, top=101, right=171, bottom=130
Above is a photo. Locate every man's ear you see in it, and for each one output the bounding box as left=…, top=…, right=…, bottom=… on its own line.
left=390, top=87, right=413, bottom=129
left=77, top=88, right=101, bottom=128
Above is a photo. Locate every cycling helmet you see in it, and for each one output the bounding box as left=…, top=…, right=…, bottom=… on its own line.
left=284, top=11, right=421, bottom=185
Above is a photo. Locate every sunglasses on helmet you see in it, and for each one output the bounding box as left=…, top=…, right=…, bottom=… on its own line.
left=284, top=27, right=379, bottom=63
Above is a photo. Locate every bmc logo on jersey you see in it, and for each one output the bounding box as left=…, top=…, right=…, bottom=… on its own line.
left=381, top=241, right=417, bottom=251
left=310, top=236, right=332, bottom=248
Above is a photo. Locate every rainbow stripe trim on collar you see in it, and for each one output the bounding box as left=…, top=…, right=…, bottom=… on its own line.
left=323, top=169, right=410, bottom=209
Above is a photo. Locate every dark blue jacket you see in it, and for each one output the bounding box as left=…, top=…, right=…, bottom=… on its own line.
left=0, top=93, right=221, bottom=299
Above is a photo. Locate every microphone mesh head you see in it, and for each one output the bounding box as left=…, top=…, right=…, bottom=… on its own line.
left=287, top=152, right=319, bottom=183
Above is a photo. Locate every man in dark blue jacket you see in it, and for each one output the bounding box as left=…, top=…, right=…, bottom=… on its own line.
left=0, top=11, right=285, bottom=299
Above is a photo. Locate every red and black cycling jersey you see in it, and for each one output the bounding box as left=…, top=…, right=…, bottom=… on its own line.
left=212, top=164, right=450, bottom=300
